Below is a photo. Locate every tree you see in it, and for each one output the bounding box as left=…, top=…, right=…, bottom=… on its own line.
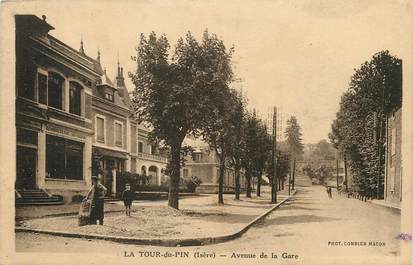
left=241, top=111, right=268, bottom=198
left=285, top=116, right=304, bottom=190
left=201, top=88, right=241, bottom=204
left=329, top=50, right=402, bottom=197
left=226, top=90, right=247, bottom=200
left=130, top=30, right=234, bottom=209
left=254, top=121, right=271, bottom=197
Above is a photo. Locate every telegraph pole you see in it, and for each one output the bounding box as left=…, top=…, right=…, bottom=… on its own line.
left=336, top=159, right=339, bottom=189
left=271, top=107, right=277, bottom=203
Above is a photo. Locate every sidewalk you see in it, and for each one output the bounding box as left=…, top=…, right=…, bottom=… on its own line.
left=370, top=199, right=401, bottom=211
left=16, top=187, right=293, bottom=245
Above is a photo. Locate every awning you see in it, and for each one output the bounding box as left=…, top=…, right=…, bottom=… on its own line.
left=93, top=147, right=128, bottom=160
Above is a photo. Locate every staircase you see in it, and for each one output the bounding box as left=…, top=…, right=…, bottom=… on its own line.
left=16, top=189, right=64, bottom=206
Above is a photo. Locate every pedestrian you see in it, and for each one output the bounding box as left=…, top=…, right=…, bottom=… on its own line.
left=328, top=186, right=332, bottom=199
left=88, top=175, right=107, bottom=225
left=121, top=183, right=134, bottom=216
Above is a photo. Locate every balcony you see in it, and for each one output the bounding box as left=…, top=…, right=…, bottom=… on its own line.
left=138, top=152, right=168, bottom=163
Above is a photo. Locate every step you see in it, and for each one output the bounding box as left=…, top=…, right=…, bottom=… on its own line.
left=18, top=194, right=50, bottom=197
left=17, top=198, right=59, bottom=202
left=16, top=201, right=65, bottom=206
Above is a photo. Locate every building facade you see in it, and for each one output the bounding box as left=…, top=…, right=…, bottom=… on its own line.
left=181, top=145, right=246, bottom=193
left=15, top=15, right=98, bottom=202
left=91, top=59, right=138, bottom=197
left=136, top=124, right=168, bottom=186
left=384, top=107, right=402, bottom=206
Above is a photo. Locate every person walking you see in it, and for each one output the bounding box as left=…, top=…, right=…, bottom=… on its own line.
left=326, top=185, right=332, bottom=199
left=121, top=183, right=134, bottom=216
left=88, top=175, right=107, bottom=225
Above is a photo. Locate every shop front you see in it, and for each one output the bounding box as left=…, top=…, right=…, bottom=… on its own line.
left=92, top=147, right=128, bottom=196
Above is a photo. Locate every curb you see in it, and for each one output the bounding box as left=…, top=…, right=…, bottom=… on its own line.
left=368, top=200, right=401, bottom=213
left=16, top=190, right=297, bottom=247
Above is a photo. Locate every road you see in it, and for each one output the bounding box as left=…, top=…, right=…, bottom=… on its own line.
left=15, top=186, right=402, bottom=264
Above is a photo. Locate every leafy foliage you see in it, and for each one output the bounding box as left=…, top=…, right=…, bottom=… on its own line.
left=130, top=30, right=235, bottom=208
left=328, top=50, right=402, bottom=197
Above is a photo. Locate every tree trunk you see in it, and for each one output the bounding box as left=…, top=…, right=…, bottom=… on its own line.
left=218, top=161, right=225, bottom=204
left=168, top=141, right=182, bottom=209
left=344, top=154, right=348, bottom=192
left=292, top=158, right=296, bottom=190
left=256, top=174, right=262, bottom=197
left=246, top=169, right=252, bottom=198
left=234, top=166, right=240, bottom=200
left=288, top=171, right=291, bottom=195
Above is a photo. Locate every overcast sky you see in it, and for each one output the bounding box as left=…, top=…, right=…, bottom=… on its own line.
left=23, top=0, right=410, bottom=143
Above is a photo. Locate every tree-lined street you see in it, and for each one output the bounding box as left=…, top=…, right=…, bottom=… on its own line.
left=16, top=186, right=401, bottom=259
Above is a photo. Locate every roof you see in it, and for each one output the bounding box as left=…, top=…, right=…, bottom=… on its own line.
left=46, top=35, right=103, bottom=76
left=100, top=70, right=115, bottom=87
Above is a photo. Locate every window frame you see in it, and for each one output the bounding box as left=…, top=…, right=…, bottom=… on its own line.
left=138, top=141, right=144, bottom=153
left=45, top=134, right=84, bottom=181
left=69, top=81, right=83, bottom=116
left=37, top=68, right=48, bottom=106
left=95, top=114, right=106, bottom=144
left=47, top=72, right=65, bottom=110
left=114, top=120, right=124, bottom=148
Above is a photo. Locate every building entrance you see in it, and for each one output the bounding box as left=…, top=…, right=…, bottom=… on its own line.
left=16, top=146, right=37, bottom=189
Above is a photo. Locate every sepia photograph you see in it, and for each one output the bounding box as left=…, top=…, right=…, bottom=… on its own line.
left=0, top=0, right=412, bottom=264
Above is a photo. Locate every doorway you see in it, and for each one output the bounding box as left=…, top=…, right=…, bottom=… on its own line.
left=16, top=146, right=37, bottom=189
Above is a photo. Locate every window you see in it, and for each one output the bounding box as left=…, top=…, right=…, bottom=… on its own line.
left=38, top=73, right=48, bottom=105
left=105, top=92, right=114, bottom=102
left=69, top=82, right=82, bottom=115
left=150, top=144, right=156, bottom=155
left=138, top=142, right=143, bottom=153
left=17, top=57, right=36, bottom=100
left=46, top=135, right=83, bottom=180
left=115, top=122, right=123, bottom=147
left=48, top=72, right=64, bottom=109
left=183, top=168, right=189, bottom=178
left=17, top=128, right=37, bottom=146
left=96, top=116, right=105, bottom=143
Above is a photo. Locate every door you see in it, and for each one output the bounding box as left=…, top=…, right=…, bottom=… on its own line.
left=104, top=159, right=114, bottom=195
left=16, top=146, right=37, bottom=189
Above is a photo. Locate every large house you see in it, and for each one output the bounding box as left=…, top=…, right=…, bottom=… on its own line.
left=15, top=15, right=98, bottom=203
left=181, top=142, right=247, bottom=193
left=91, top=57, right=138, bottom=197
left=136, top=124, right=168, bottom=186
left=15, top=15, right=168, bottom=204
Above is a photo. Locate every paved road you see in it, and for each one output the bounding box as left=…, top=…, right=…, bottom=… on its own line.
left=15, top=186, right=402, bottom=264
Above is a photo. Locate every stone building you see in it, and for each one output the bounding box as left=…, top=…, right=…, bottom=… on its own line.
left=136, top=124, right=168, bottom=186
left=15, top=15, right=143, bottom=203
left=181, top=143, right=246, bottom=193
left=15, top=15, right=97, bottom=202
left=91, top=56, right=138, bottom=197
left=384, top=107, right=402, bottom=206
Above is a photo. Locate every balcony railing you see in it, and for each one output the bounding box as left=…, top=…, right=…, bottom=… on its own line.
left=138, top=152, right=168, bottom=163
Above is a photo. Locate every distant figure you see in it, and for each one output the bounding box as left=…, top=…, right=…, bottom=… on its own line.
left=326, top=186, right=332, bottom=199
left=121, top=183, right=134, bottom=216
left=88, top=175, right=107, bottom=225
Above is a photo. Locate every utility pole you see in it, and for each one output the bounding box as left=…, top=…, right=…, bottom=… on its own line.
left=271, top=106, right=277, bottom=203
left=336, top=159, right=339, bottom=189
left=292, top=158, right=296, bottom=190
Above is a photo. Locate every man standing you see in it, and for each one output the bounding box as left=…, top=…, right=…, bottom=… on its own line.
left=89, top=175, right=107, bottom=225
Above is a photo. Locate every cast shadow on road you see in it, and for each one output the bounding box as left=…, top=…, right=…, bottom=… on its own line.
left=262, top=214, right=340, bottom=226
left=182, top=210, right=258, bottom=224
left=275, top=205, right=321, bottom=211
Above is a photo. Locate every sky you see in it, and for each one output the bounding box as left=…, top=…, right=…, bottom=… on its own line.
left=15, top=0, right=411, bottom=144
